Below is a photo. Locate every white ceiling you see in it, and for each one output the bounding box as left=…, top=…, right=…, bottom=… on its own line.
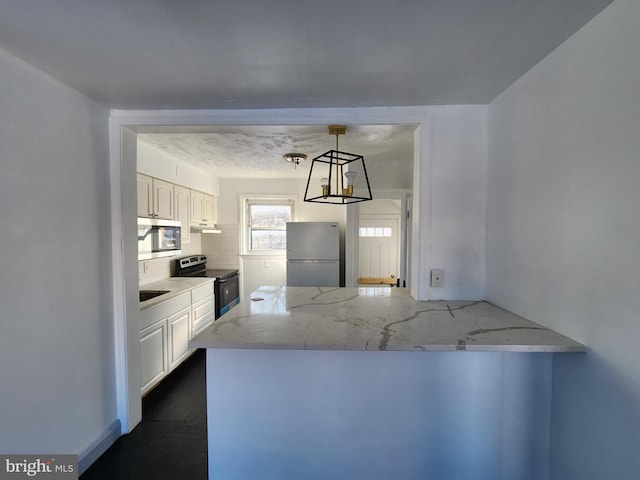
left=0, top=0, right=612, bottom=109
left=0, top=0, right=613, bottom=182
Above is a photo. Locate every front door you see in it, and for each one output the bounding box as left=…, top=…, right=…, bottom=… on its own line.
left=358, top=216, right=400, bottom=285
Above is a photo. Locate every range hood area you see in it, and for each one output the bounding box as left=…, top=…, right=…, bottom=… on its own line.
left=190, top=224, right=222, bottom=234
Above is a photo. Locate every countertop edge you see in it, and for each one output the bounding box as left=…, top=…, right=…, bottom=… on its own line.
left=139, top=277, right=215, bottom=310
left=189, top=340, right=586, bottom=353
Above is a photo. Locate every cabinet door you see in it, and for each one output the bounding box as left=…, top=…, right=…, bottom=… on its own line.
left=140, top=320, right=168, bottom=395
left=137, top=173, right=153, bottom=218
left=168, top=307, right=192, bottom=370
left=203, top=194, right=216, bottom=224
left=153, top=178, right=174, bottom=219
left=191, top=190, right=204, bottom=223
left=175, top=185, right=191, bottom=244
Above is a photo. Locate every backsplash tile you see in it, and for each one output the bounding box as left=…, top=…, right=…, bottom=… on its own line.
left=202, top=224, right=240, bottom=269
left=139, top=232, right=203, bottom=285
left=138, top=226, right=241, bottom=285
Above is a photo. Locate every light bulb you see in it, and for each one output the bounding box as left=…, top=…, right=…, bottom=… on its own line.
left=343, top=171, right=357, bottom=196
left=344, top=171, right=357, bottom=185
left=320, top=177, right=329, bottom=198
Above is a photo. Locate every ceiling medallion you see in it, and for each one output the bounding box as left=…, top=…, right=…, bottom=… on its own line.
left=282, top=153, right=307, bottom=169
left=304, top=125, right=373, bottom=205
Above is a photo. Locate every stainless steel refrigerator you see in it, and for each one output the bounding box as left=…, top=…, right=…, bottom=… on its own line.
left=286, top=222, right=340, bottom=287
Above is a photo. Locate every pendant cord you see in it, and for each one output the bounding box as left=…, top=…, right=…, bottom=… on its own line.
left=335, top=134, right=340, bottom=194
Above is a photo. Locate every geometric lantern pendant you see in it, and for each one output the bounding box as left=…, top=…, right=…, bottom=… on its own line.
left=304, top=125, right=373, bottom=204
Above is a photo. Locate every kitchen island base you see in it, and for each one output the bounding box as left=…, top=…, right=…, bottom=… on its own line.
left=206, top=348, right=552, bottom=480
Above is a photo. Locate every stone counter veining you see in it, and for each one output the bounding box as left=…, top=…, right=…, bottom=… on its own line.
left=190, top=286, right=584, bottom=352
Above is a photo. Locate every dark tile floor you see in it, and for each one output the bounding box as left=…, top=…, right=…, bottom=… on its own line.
left=81, top=350, right=208, bottom=480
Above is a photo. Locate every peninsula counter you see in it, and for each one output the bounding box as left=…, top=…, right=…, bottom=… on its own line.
left=191, top=286, right=584, bottom=480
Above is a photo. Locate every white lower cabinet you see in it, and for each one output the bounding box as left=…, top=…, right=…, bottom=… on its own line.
left=140, top=320, right=168, bottom=395
left=191, top=282, right=215, bottom=336
left=139, top=282, right=215, bottom=396
left=168, top=306, right=192, bottom=370
left=139, top=291, right=191, bottom=395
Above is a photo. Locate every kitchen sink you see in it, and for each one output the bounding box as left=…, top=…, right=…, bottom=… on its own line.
left=139, top=290, right=170, bottom=302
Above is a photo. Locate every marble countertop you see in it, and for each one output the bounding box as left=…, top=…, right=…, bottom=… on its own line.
left=190, top=286, right=585, bottom=352
left=139, top=277, right=214, bottom=310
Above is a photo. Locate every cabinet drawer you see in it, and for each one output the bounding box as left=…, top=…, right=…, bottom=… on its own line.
left=193, top=296, right=214, bottom=321
left=140, top=292, right=191, bottom=330
left=192, top=295, right=214, bottom=331
left=192, top=281, right=215, bottom=303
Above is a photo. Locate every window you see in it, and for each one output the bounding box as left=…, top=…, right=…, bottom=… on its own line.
left=244, top=198, right=294, bottom=253
left=359, top=227, right=392, bottom=237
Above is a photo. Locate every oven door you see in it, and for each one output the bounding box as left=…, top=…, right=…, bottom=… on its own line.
left=215, top=275, right=240, bottom=319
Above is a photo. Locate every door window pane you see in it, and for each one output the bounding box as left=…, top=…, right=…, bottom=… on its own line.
left=359, top=225, right=394, bottom=237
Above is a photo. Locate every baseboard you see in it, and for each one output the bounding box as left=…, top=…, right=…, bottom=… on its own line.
left=78, top=419, right=121, bottom=475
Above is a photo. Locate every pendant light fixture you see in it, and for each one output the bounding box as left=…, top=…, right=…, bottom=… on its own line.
left=304, top=125, right=373, bottom=204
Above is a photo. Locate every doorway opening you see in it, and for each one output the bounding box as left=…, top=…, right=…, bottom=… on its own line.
left=357, top=199, right=405, bottom=287
left=110, top=108, right=430, bottom=435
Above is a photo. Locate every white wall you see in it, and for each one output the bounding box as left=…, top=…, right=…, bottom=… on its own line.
left=359, top=198, right=401, bottom=215
left=0, top=48, right=116, bottom=468
left=487, top=1, right=640, bottom=478
left=426, top=106, right=488, bottom=300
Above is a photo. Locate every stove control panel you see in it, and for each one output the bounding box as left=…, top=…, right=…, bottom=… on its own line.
left=174, top=255, right=207, bottom=276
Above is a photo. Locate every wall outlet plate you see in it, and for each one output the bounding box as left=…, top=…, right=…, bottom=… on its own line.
left=431, top=269, right=444, bottom=287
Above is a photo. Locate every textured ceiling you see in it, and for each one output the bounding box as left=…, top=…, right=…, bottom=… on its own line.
left=138, top=124, right=416, bottom=187
left=0, top=0, right=613, bottom=109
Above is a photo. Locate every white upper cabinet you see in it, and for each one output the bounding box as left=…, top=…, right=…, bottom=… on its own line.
left=137, top=173, right=217, bottom=232
left=191, top=190, right=217, bottom=226
left=204, top=194, right=216, bottom=223
left=174, top=185, right=191, bottom=244
left=137, top=173, right=154, bottom=218
left=153, top=178, right=174, bottom=219
left=137, top=173, right=174, bottom=220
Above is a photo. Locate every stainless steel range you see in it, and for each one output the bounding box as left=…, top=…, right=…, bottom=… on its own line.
left=173, top=255, right=240, bottom=319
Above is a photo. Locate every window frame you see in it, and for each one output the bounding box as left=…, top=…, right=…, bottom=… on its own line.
left=241, top=195, right=296, bottom=255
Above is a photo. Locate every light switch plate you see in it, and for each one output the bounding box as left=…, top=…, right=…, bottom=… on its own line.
left=431, top=269, right=444, bottom=287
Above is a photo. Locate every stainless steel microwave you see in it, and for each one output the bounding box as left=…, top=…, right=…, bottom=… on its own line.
left=137, top=218, right=182, bottom=260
